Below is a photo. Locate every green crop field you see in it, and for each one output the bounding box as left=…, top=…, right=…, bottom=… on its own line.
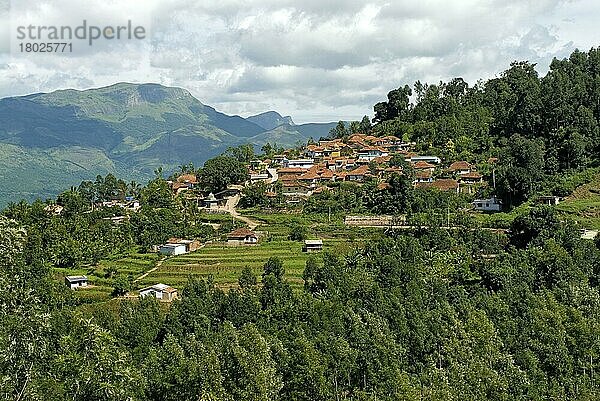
left=53, top=251, right=161, bottom=302
left=137, top=238, right=353, bottom=290
left=52, top=211, right=380, bottom=301
left=556, top=171, right=600, bottom=230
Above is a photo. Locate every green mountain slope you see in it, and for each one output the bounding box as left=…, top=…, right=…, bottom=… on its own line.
left=0, top=143, right=139, bottom=202
left=0, top=83, right=341, bottom=206
left=247, top=111, right=294, bottom=130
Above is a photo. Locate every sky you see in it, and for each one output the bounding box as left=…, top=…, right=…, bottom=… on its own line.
left=0, top=0, right=599, bottom=123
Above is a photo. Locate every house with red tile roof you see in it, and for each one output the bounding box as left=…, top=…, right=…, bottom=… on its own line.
left=448, top=161, right=473, bottom=175
left=377, top=182, right=392, bottom=190
left=227, top=228, right=258, bottom=245
left=431, top=179, right=460, bottom=193
left=412, top=161, right=436, bottom=172
left=414, top=170, right=433, bottom=183
left=346, top=165, right=372, bottom=182
left=459, top=172, right=483, bottom=184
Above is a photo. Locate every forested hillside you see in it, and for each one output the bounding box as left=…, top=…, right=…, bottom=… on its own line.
left=369, top=48, right=600, bottom=207
left=3, top=201, right=600, bottom=400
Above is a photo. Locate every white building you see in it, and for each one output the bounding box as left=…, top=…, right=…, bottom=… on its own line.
left=139, top=283, right=178, bottom=301
left=473, top=197, right=502, bottom=212
left=410, top=155, right=441, bottom=164
left=203, top=192, right=219, bottom=209
left=357, top=147, right=389, bottom=162
left=283, top=158, right=315, bottom=169
left=65, top=275, right=88, bottom=289
left=303, top=239, right=323, bottom=253
left=537, top=195, right=561, bottom=206
left=159, top=243, right=187, bottom=255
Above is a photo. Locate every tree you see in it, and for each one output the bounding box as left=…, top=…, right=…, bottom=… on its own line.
left=226, top=144, right=255, bottom=163
left=200, top=156, right=247, bottom=193
left=262, top=257, right=284, bottom=282
left=445, top=77, right=469, bottom=98
left=388, top=153, right=409, bottom=169
left=0, top=217, right=47, bottom=400
left=261, top=142, right=274, bottom=157
left=218, top=323, right=282, bottom=400
left=496, top=134, right=545, bottom=207
left=55, top=316, right=143, bottom=400
left=373, top=85, right=412, bottom=123
left=359, top=115, right=372, bottom=134
left=485, top=61, right=542, bottom=138
left=112, top=275, right=132, bottom=296
left=328, top=121, right=348, bottom=139
left=373, top=173, right=414, bottom=214
left=239, top=182, right=268, bottom=208
left=349, top=121, right=361, bottom=135
left=288, top=223, right=307, bottom=241
left=239, top=267, right=257, bottom=290
left=510, top=206, right=561, bottom=248
left=56, top=189, right=87, bottom=216
left=140, top=178, right=174, bottom=209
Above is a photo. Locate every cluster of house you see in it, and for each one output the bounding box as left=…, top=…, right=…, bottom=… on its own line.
left=246, top=134, right=489, bottom=204
left=169, top=173, right=199, bottom=195
left=65, top=275, right=178, bottom=302
left=166, top=172, right=250, bottom=212
left=43, top=196, right=141, bottom=217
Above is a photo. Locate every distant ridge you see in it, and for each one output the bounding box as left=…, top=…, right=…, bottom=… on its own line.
left=0, top=82, right=343, bottom=205
left=247, top=111, right=294, bottom=130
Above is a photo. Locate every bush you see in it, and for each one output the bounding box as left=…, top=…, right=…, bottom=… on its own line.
left=288, top=223, right=307, bottom=241
left=112, top=275, right=132, bottom=296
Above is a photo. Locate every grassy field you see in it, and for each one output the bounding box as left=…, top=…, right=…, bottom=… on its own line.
left=53, top=211, right=375, bottom=302
left=53, top=251, right=161, bottom=302
left=138, top=238, right=356, bottom=290
left=557, top=172, right=600, bottom=229
left=136, top=210, right=379, bottom=291
left=239, top=209, right=383, bottom=240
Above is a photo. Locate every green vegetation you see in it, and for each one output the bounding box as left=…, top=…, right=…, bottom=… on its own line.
left=53, top=252, right=161, bottom=302
left=371, top=50, right=600, bottom=211
left=556, top=169, right=600, bottom=229
left=4, top=204, right=600, bottom=399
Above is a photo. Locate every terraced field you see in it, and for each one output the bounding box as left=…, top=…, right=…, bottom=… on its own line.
left=53, top=211, right=376, bottom=301
left=138, top=238, right=351, bottom=290
left=558, top=171, right=600, bottom=229
left=53, top=252, right=160, bottom=301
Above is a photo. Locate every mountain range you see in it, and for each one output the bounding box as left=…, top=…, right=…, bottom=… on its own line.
left=0, top=83, right=339, bottom=205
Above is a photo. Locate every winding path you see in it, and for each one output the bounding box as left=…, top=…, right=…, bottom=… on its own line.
left=221, top=194, right=260, bottom=229
left=133, top=256, right=166, bottom=283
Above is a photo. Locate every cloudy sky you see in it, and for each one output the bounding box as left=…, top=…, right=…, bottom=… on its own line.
left=0, top=0, right=598, bottom=123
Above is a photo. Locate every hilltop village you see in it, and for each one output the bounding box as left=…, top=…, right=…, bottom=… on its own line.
left=246, top=134, right=491, bottom=205
left=165, top=133, right=539, bottom=214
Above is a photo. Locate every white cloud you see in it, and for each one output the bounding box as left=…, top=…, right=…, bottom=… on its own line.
left=0, top=0, right=598, bottom=122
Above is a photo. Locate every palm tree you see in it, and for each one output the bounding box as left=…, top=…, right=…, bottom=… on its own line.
left=128, top=181, right=141, bottom=198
